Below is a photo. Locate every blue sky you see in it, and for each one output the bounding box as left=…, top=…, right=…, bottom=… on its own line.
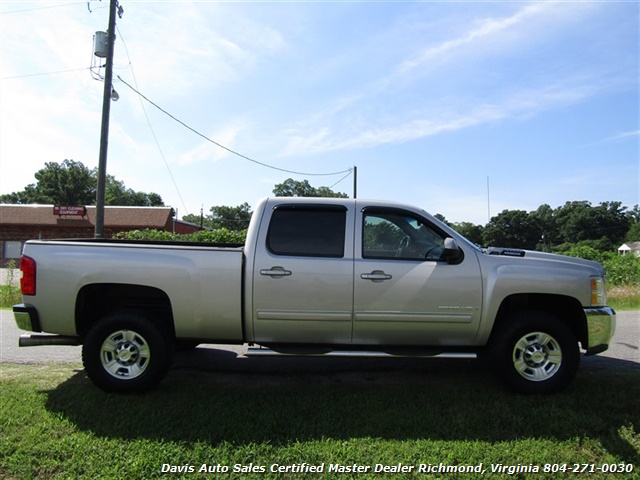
left=1, top=0, right=638, bottom=225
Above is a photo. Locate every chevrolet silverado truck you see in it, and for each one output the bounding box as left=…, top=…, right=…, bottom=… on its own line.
left=13, top=197, right=615, bottom=394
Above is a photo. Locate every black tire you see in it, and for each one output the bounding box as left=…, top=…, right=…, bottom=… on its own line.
left=490, top=311, right=579, bottom=394
left=82, top=311, right=174, bottom=393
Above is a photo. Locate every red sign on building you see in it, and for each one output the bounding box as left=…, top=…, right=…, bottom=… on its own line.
left=53, top=206, right=87, bottom=217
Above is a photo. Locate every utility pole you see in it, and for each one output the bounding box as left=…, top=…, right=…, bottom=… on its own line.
left=94, top=0, right=119, bottom=238
left=353, top=165, right=358, bottom=199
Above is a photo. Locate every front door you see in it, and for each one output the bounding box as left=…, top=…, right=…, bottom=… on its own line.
left=353, top=207, right=483, bottom=346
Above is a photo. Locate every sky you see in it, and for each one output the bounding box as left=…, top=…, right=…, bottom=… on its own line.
left=1, top=0, right=638, bottom=225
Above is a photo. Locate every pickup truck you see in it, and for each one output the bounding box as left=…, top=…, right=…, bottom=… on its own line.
left=13, top=197, right=615, bottom=394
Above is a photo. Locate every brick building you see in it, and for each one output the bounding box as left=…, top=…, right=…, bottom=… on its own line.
left=0, top=204, right=201, bottom=266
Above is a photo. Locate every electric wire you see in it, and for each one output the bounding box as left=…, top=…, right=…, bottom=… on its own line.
left=116, top=26, right=190, bottom=215
left=116, top=75, right=354, bottom=178
left=0, top=2, right=83, bottom=15
left=329, top=171, right=353, bottom=190
left=2, top=67, right=91, bottom=80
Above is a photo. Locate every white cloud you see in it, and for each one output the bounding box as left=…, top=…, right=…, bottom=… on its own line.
left=178, top=122, right=246, bottom=165
left=276, top=2, right=611, bottom=158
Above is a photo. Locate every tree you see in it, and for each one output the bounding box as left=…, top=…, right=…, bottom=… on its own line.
left=0, top=159, right=95, bottom=205
left=554, top=201, right=629, bottom=249
left=530, top=204, right=558, bottom=250
left=483, top=209, right=541, bottom=250
left=452, top=222, right=485, bottom=246
left=272, top=178, right=348, bottom=198
left=182, top=203, right=252, bottom=231
left=624, top=205, right=640, bottom=242
left=208, top=203, right=252, bottom=230
left=0, top=160, right=164, bottom=206
left=101, top=173, right=164, bottom=206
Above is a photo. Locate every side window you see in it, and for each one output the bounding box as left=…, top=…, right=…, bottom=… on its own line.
left=363, top=210, right=446, bottom=260
left=267, top=206, right=346, bottom=257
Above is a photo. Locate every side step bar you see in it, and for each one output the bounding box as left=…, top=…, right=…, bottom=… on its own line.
left=19, top=334, right=80, bottom=347
left=246, top=347, right=476, bottom=359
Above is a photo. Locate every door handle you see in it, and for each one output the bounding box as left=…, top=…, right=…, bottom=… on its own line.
left=361, top=270, right=392, bottom=281
left=260, top=266, right=292, bottom=277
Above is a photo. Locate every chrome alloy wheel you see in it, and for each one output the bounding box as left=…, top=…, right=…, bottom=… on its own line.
left=512, top=331, right=562, bottom=382
left=100, top=329, right=151, bottom=380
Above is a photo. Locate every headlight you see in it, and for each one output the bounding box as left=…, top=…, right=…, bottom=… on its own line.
left=590, top=276, right=606, bottom=306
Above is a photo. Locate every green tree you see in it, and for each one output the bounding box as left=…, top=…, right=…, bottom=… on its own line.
left=101, top=173, right=164, bottom=206
left=452, top=222, right=485, bottom=246
left=0, top=159, right=95, bottom=205
left=530, top=204, right=558, bottom=250
left=182, top=203, right=252, bottom=231
left=483, top=209, right=541, bottom=250
left=625, top=223, right=640, bottom=243
left=0, top=160, right=164, bottom=207
left=624, top=205, right=640, bottom=242
left=208, top=203, right=252, bottom=230
left=272, top=178, right=348, bottom=198
left=554, top=201, right=629, bottom=248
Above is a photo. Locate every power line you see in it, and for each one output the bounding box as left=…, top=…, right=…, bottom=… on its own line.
left=116, top=75, right=353, bottom=178
left=2, top=67, right=90, bottom=80
left=329, top=170, right=353, bottom=190
left=0, top=2, right=83, bottom=15
left=115, top=26, right=189, bottom=215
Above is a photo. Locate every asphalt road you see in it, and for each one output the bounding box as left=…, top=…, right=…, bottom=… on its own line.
left=1, top=309, right=638, bottom=375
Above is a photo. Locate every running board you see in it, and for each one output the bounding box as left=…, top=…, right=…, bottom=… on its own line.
left=245, top=348, right=476, bottom=359
left=19, top=334, right=80, bottom=347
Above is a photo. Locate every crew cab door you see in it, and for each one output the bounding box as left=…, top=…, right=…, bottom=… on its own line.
left=251, top=203, right=354, bottom=344
left=353, top=206, right=482, bottom=346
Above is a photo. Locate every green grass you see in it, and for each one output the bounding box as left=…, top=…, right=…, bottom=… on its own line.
left=1, top=363, right=638, bottom=479
left=608, top=285, right=640, bottom=311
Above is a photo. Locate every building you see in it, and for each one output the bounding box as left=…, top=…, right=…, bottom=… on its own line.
left=618, top=241, right=640, bottom=257
left=0, top=204, right=202, bottom=266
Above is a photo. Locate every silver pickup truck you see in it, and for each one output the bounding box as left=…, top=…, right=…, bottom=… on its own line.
left=13, top=197, right=615, bottom=394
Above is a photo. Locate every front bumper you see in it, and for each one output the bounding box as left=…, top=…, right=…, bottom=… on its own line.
left=583, top=306, right=616, bottom=355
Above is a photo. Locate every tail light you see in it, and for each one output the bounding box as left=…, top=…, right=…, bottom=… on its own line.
left=20, top=255, right=36, bottom=296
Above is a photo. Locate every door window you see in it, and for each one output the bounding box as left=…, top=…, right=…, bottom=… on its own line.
left=363, top=209, right=446, bottom=260
left=267, top=206, right=346, bottom=257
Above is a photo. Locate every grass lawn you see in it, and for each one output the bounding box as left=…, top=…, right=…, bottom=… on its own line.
left=1, top=360, right=638, bottom=479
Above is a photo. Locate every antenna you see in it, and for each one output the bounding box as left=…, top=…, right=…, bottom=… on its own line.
left=487, top=176, right=491, bottom=223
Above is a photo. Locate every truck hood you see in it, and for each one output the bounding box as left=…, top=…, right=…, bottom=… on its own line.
left=483, top=247, right=605, bottom=276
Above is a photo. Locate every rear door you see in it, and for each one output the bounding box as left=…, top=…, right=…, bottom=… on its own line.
left=251, top=203, right=355, bottom=344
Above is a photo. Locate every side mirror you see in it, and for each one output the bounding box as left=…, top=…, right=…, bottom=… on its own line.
left=443, top=237, right=462, bottom=264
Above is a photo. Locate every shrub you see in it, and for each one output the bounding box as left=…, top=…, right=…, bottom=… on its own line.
left=115, top=228, right=247, bottom=244
left=565, top=247, right=640, bottom=286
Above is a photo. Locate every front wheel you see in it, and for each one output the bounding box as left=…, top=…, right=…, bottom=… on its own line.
left=82, top=311, right=174, bottom=393
left=490, top=311, right=579, bottom=394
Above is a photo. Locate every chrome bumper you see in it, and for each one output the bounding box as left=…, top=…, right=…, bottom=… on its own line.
left=583, top=306, right=616, bottom=355
left=13, top=304, right=41, bottom=332
left=13, top=303, right=80, bottom=347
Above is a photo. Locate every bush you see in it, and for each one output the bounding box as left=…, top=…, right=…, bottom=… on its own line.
left=565, top=247, right=640, bottom=286
left=115, top=228, right=247, bottom=244
left=1, top=259, right=21, bottom=308
left=602, top=254, right=640, bottom=286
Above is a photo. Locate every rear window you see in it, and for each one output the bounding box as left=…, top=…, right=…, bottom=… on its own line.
left=267, top=206, right=346, bottom=257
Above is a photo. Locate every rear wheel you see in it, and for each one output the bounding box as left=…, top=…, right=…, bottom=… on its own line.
left=491, top=311, right=579, bottom=394
left=82, top=311, right=174, bottom=393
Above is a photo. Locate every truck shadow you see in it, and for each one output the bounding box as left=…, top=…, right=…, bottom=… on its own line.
left=44, top=349, right=640, bottom=464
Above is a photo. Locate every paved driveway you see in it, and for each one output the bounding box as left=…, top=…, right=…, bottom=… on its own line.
left=1, top=309, right=638, bottom=373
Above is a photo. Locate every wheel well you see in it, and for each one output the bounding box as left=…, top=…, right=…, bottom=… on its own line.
left=75, top=284, right=174, bottom=339
left=492, top=294, right=587, bottom=349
